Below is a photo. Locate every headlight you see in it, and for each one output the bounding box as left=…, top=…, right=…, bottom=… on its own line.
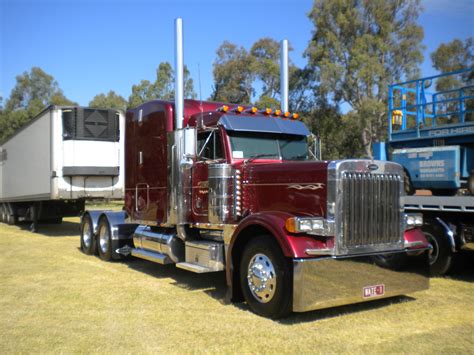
left=285, top=217, right=332, bottom=236
left=404, top=213, right=423, bottom=229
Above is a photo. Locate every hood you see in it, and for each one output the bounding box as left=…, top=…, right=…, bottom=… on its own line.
left=239, top=160, right=329, bottom=217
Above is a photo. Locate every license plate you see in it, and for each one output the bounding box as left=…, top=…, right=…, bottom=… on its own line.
left=363, top=284, right=385, bottom=298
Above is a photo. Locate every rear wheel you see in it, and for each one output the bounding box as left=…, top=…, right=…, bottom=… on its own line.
left=80, top=214, right=96, bottom=255
left=97, top=217, right=113, bottom=261
left=423, top=225, right=453, bottom=276
left=240, top=235, right=292, bottom=319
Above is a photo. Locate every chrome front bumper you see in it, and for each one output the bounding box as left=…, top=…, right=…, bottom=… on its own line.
left=292, top=250, right=430, bottom=313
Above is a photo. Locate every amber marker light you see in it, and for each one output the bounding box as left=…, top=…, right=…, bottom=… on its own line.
left=235, top=106, right=244, bottom=113
left=218, top=105, right=229, bottom=112
left=249, top=107, right=258, bottom=114
left=283, top=111, right=291, bottom=118
left=264, top=108, right=272, bottom=115
left=292, top=113, right=299, bottom=120
left=273, top=109, right=281, bottom=116
left=285, top=217, right=298, bottom=233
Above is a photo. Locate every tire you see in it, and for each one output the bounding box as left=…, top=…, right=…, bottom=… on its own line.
left=43, top=217, right=63, bottom=224
left=372, top=252, right=408, bottom=271
left=403, top=170, right=415, bottom=195
left=239, top=235, right=292, bottom=319
left=6, top=209, right=15, bottom=225
left=0, top=204, right=5, bottom=223
left=432, top=189, right=457, bottom=196
left=80, top=214, right=96, bottom=255
left=423, top=225, right=453, bottom=276
left=97, top=217, right=113, bottom=261
left=468, top=172, right=474, bottom=195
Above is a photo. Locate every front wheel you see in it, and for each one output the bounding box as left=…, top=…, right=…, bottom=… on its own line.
left=423, top=225, right=453, bottom=276
left=240, top=235, right=292, bottom=319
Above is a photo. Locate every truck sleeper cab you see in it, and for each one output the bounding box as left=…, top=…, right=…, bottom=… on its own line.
left=81, top=99, right=430, bottom=318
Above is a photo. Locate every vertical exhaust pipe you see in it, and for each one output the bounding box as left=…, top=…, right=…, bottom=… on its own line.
left=280, top=39, right=289, bottom=113
left=175, top=18, right=184, bottom=129
left=169, top=17, right=195, bottom=241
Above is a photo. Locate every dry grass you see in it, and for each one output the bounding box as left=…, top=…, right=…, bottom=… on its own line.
left=0, top=218, right=473, bottom=353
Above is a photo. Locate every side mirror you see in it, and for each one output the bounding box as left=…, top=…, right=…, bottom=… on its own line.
left=308, top=133, right=321, bottom=160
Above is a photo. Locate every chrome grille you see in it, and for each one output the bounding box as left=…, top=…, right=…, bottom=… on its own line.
left=341, top=172, right=402, bottom=251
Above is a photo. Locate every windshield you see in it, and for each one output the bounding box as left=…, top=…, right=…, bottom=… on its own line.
left=228, top=131, right=309, bottom=160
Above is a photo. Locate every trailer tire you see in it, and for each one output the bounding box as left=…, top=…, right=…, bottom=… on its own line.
left=423, top=225, right=453, bottom=276
left=240, top=235, right=292, bottom=319
left=403, top=170, right=415, bottom=195
left=432, top=189, right=457, bottom=196
left=0, top=204, right=5, bottom=223
left=97, top=217, right=114, bottom=261
left=80, top=214, right=96, bottom=255
left=468, top=171, right=474, bottom=195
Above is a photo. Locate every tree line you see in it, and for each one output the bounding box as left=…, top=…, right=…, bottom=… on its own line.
left=1, top=0, right=472, bottom=159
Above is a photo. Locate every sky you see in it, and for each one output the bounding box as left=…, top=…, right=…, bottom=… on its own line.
left=1, top=0, right=473, bottom=107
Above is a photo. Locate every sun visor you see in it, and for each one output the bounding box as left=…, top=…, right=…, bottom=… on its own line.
left=218, top=115, right=310, bottom=136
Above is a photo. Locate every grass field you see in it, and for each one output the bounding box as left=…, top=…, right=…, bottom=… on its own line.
left=0, top=217, right=473, bottom=353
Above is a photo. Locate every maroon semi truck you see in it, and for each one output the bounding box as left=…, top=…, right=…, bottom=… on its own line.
left=79, top=19, right=430, bottom=318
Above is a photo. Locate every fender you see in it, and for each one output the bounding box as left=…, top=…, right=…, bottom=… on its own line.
left=432, top=217, right=457, bottom=253
left=228, top=211, right=331, bottom=259
left=82, top=210, right=137, bottom=240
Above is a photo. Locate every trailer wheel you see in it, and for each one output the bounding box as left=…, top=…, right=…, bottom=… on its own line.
left=80, top=214, right=96, bottom=255
left=468, top=172, right=474, bottom=195
left=0, top=204, right=5, bottom=223
left=423, top=225, right=453, bottom=276
left=97, top=217, right=113, bottom=261
left=240, top=235, right=292, bottom=319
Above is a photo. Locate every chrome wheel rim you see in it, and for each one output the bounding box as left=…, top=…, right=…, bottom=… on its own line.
left=99, top=224, right=109, bottom=254
left=247, top=253, right=276, bottom=303
left=82, top=220, right=92, bottom=248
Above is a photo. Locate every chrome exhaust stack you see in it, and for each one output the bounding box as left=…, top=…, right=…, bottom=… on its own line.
left=168, top=17, right=196, bottom=240
left=280, top=39, right=289, bottom=113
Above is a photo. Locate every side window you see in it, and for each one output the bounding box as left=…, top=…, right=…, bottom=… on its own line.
left=197, top=130, right=224, bottom=160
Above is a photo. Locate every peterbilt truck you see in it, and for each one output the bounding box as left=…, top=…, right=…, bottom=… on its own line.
left=79, top=18, right=430, bottom=319
left=0, top=105, right=124, bottom=231
left=373, top=69, right=474, bottom=275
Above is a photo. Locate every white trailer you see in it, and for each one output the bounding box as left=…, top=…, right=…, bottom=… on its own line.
left=0, top=106, right=124, bottom=231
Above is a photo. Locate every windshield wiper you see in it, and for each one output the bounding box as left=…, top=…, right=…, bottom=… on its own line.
left=244, top=153, right=279, bottom=164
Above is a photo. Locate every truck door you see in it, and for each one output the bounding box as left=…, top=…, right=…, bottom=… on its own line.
left=192, top=129, right=225, bottom=223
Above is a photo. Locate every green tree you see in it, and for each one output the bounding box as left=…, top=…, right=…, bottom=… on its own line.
left=211, top=41, right=255, bottom=104
left=431, top=37, right=474, bottom=91
left=305, top=0, right=424, bottom=158
left=89, top=90, right=127, bottom=111
left=6, top=67, right=76, bottom=116
left=1, top=67, right=76, bottom=142
left=128, top=62, right=196, bottom=108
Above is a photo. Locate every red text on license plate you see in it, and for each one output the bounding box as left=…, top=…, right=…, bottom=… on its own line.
left=363, top=284, right=385, bottom=298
